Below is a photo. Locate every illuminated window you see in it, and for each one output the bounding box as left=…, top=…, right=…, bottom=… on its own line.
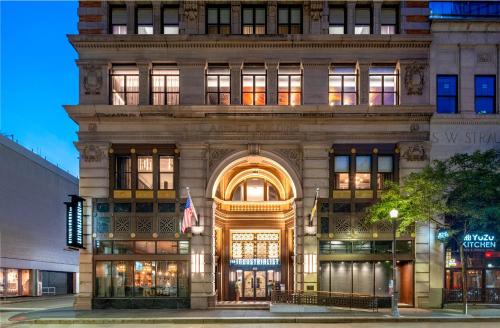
left=151, top=66, right=180, bottom=105
left=115, top=156, right=131, bottom=189
left=137, top=156, right=153, bottom=189
left=159, top=156, right=174, bottom=190
left=110, top=6, right=127, bottom=34
left=110, top=66, right=139, bottom=105
left=377, top=156, right=393, bottom=189
left=242, top=6, right=266, bottom=34
left=135, top=241, right=155, bottom=254
left=278, top=6, right=302, bottom=34
left=334, top=156, right=350, bottom=190
left=278, top=64, right=302, bottom=106
left=369, top=66, right=398, bottom=106
left=246, top=179, right=265, bottom=201
left=355, top=7, right=371, bottom=34
left=231, top=232, right=280, bottom=259
left=329, top=6, right=345, bottom=34
left=381, top=7, right=398, bottom=34
left=137, top=7, right=153, bottom=34
left=163, top=6, right=179, bottom=34
left=206, top=65, right=230, bottom=105
left=355, top=156, right=371, bottom=190
left=242, top=65, right=266, bottom=105
left=329, top=65, right=357, bottom=106
left=231, top=179, right=280, bottom=201
left=207, top=6, right=230, bottom=34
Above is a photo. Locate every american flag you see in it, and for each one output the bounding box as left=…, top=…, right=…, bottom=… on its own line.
left=182, top=193, right=198, bottom=233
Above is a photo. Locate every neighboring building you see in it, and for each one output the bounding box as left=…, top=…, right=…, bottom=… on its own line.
left=428, top=1, right=500, bottom=306
left=67, top=1, right=497, bottom=310
left=0, top=135, right=79, bottom=297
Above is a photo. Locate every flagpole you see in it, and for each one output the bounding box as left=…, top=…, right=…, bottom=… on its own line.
left=308, top=187, right=320, bottom=226
left=186, top=187, right=199, bottom=226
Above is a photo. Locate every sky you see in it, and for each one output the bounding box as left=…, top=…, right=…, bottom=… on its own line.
left=1, top=1, right=80, bottom=177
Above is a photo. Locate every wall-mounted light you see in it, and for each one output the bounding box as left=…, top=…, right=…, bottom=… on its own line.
left=304, top=254, right=317, bottom=273
left=191, top=253, right=205, bottom=273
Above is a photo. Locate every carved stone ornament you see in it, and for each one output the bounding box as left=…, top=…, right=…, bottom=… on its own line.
left=309, top=1, right=323, bottom=21
left=184, top=2, right=198, bottom=21
left=477, top=53, right=492, bottom=64
left=82, top=144, right=104, bottom=162
left=83, top=65, right=103, bottom=95
left=404, top=63, right=425, bottom=96
left=275, top=148, right=302, bottom=175
left=402, top=144, right=427, bottom=162
left=208, top=147, right=235, bottom=172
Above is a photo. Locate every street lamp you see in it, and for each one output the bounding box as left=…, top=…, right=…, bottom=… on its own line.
left=390, top=208, right=400, bottom=318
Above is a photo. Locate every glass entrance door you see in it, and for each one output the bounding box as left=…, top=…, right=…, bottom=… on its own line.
left=242, top=270, right=268, bottom=300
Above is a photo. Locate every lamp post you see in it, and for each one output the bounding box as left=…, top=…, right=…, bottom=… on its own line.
left=390, top=208, right=400, bottom=318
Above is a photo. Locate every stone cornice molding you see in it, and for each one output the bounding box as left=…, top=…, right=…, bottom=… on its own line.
left=431, top=114, right=500, bottom=125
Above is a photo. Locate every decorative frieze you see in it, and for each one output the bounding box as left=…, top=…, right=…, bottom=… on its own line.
left=81, top=144, right=105, bottom=163
left=404, top=62, right=426, bottom=96
left=402, top=144, right=427, bottom=161
left=82, top=65, right=103, bottom=95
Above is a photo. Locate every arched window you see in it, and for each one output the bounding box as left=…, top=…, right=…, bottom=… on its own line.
left=231, top=178, right=280, bottom=201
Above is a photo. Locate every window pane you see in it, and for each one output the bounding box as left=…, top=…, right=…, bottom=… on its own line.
left=335, top=173, right=349, bottom=189
left=246, top=178, right=265, bottom=201
left=207, top=75, right=218, bottom=92
left=156, top=262, right=178, bottom=296
left=112, top=261, right=133, bottom=297
left=138, top=156, right=153, bottom=172
left=158, top=202, right=175, bottom=212
left=137, top=8, right=153, bottom=25
left=255, top=75, right=266, bottom=92
left=329, top=92, right=342, bottom=106
left=114, top=202, right=131, bottom=213
left=378, top=156, right=393, bottom=173
left=375, top=261, right=392, bottom=296
left=112, top=7, right=127, bottom=25
left=136, top=202, right=153, bottom=213
left=157, top=241, right=178, bottom=254
left=138, top=172, right=153, bottom=189
left=353, top=262, right=374, bottom=294
left=179, top=241, right=189, bottom=255
left=384, top=76, right=396, bottom=92
left=330, top=7, right=345, bottom=24
left=475, top=98, right=494, bottom=114
left=159, top=173, right=174, bottom=190
left=290, top=93, right=301, bottom=106
left=278, top=76, right=289, bottom=92
left=329, top=26, right=344, bottom=34
left=381, top=25, right=396, bottom=35
left=290, top=8, right=301, bottom=24
left=355, top=8, right=371, bottom=24
left=370, top=93, right=382, bottom=106
left=278, top=8, right=289, bottom=24
left=219, top=76, right=230, bottom=92
left=437, top=76, right=457, bottom=96
left=384, top=93, right=396, bottom=105
left=437, top=97, right=457, bottom=113
left=126, top=75, right=139, bottom=92
left=329, top=76, right=342, bottom=92
left=95, top=261, right=112, bottom=297
left=255, top=8, right=266, bottom=24
left=95, top=240, right=113, bottom=254
left=334, top=156, right=349, bottom=172
left=136, top=241, right=156, bottom=254
left=164, top=26, right=179, bottom=34
left=134, top=261, right=155, bottom=297
left=113, top=241, right=134, bottom=254
left=344, top=93, right=357, bottom=105
left=355, top=173, right=371, bottom=189
left=356, top=156, right=371, bottom=172
left=207, top=8, right=218, bottom=24
left=163, top=7, right=179, bottom=24
left=344, top=75, right=356, bottom=92
left=160, top=156, right=174, bottom=172
left=381, top=8, right=397, bottom=25
left=220, top=8, right=230, bottom=24
left=330, top=262, right=352, bottom=293
left=475, top=76, right=495, bottom=96
left=369, top=75, right=382, bottom=92
left=290, top=76, right=301, bottom=92
left=243, top=8, right=253, bottom=24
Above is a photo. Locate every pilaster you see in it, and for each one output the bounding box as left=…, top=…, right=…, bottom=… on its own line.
left=178, top=61, right=206, bottom=105
left=373, top=1, right=382, bottom=35
left=126, top=2, right=136, bottom=35
left=346, top=2, right=356, bottom=35
left=302, top=60, right=329, bottom=105
left=267, top=2, right=277, bottom=35
left=230, top=61, right=242, bottom=105
left=153, top=1, right=162, bottom=35
left=138, top=62, right=150, bottom=106
left=266, top=61, right=279, bottom=105
left=359, top=61, right=371, bottom=105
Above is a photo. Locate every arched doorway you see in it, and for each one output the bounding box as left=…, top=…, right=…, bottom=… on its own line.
left=207, top=154, right=299, bottom=302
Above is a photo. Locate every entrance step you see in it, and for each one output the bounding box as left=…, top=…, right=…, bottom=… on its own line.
left=212, top=301, right=270, bottom=310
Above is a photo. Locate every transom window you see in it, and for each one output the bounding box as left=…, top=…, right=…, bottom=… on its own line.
left=329, top=6, right=346, bottom=34
left=137, top=7, right=153, bottom=34
left=231, top=232, right=280, bottom=259
left=355, top=156, right=371, bottom=190
left=207, top=6, right=231, bottom=34
left=159, top=156, right=174, bottom=190
left=110, top=66, right=139, bottom=105
left=242, top=65, right=266, bottom=106
left=475, top=75, right=496, bottom=114
left=278, top=6, right=302, bottom=34
left=115, top=156, right=132, bottom=189
left=206, top=65, right=231, bottom=105
left=369, top=66, right=398, bottom=106
left=278, top=64, right=302, bottom=106
left=110, top=6, right=127, bottom=34
left=231, top=178, right=279, bottom=202
left=151, top=66, right=180, bottom=105
left=381, top=7, right=398, bottom=34
left=355, top=7, right=371, bottom=34
left=334, top=156, right=350, bottom=190
left=437, top=75, right=458, bottom=113
left=163, top=6, right=179, bottom=34
left=242, top=6, right=266, bottom=34
left=137, top=156, right=153, bottom=190
left=329, top=65, right=357, bottom=106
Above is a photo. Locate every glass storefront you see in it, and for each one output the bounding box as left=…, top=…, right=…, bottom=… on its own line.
left=0, top=268, right=32, bottom=297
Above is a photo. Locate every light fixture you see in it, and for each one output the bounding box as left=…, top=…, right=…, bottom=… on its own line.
left=304, top=225, right=317, bottom=236
left=192, top=253, right=205, bottom=273
left=304, top=254, right=317, bottom=273
left=389, top=209, right=398, bottom=219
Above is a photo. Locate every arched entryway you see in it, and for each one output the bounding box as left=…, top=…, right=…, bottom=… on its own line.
left=206, top=153, right=301, bottom=302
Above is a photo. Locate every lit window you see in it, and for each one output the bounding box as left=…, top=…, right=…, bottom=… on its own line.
left=437, top=75, right=458, bottom=113
left=115, top=156, right=131, bottom=189
left=381, top=7, right=398, bottom=34
left=355, top=156, right=371, bottom=190
left=242, top=65, right=266, bottom=105
left=329, top=65, right=357, bottom=106
left=377, top=156, right=393, bottom=189
left=475, top=75, right=496, bottom=114
left=246, top=179, right=265, bottom=201
left=207, top=6, right=230, bottom=34
left=163, top=7, right=179, bottom=34
left=355, top=7, right=371, bottom=34
left=110, top=66, right=139, bottom=105
left=231, top=179, right=280, bottom=201
left=137, top=156, right=153, bottom=190
left=135, top=241, right=155, bottom=254
left=110, top=7, right=127, bottom=34
left=242, top=7, right=266, bottom=34
left=334, top=156, right=350, bottom=190
left=206, top=65, right=231, bottom=105
left=159, top=156, right=174, bottom=190
left=137, top=7, right=153, bottom=34
left=278, top=6, right=302, bottom=34
left=278, top=64, right=302, bottom=106
left=329, top=6, right=345, bottom=34
left=369, top=66, right=398, bottom=105
left=151, top=67, right=180, bottom=105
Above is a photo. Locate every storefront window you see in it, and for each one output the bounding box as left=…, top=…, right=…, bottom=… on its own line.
left=95, top=261, right=112, bottom=297
left=353, top=262, right=374, bottom=294
left=134, top=261, right=155, bottom=297
left=156, top=262, right=178, bottom=296
left=95, top=240, right=113, bottom=254
left=135, top=241, right=156, bottom=254
left=467, top=270, right=483, bottom=289
left=375, top=261, right=392, bottom=296
left=330, top=262, right=352, bottom=293
left=113, top=241, right=134, bottom=255
left=0, top=269, right=4, bottom=296
left=179, top=241, right=190, bottom=255
left=112, top=261, right=133, bottom=297
left=486, top=270, right=500, bottom=288
left=353, top=241, right=372, bottom=254
left=157, top=241, right=178, bottom=254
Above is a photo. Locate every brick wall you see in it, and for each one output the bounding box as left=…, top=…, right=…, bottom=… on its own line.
left=402, top=1, right=430, bottom=34
left=78, top=1, right=106, bottom=35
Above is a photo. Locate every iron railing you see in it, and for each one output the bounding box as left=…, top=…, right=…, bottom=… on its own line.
left=444, top=288, right=500, bottom=304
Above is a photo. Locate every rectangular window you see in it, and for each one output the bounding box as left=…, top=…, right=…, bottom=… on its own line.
left=206, top=65, right=230, bottom=105
left=329, top=6, right=345, bottom=34
left=151, top=66, right=180, bottom=105
left=135, top=241, right=156, bottom=254
left=112, top=261, right=133, bottom=297
left=355, top=155, right=371, bottom=190
left=334, top=155, right=350, bottom=190
left=329, top=65, right=357, bottom=106
left=113, top=241, right=134, bottom=255
left=278, top=6, right=302, bottom=34
left=95, top=240, right=113, bottom=254
left=95, top=261, right=111, bottom=297
left=377, top=156, right=393, bottom=189
left=110, top=66, right=139, bottom=105
left=110, top=6, right=127, bottom=34
left=242, top=65, right=266, bottom=105
left=163, top=6, right=179, bottom=34
left=137, top=7, right=153, bottom=34
left=157, top=241, right=178, bottom=254
left=381, top=7, right=398, bottom=34
left=134, top=261, right=155, bottom=296
left=159, top=156, right=174, bottom=190
left=369, top=66, right=398, bottom=106
left=115, top=155, right=132, bottom=189
left=475, top=75, right=496, bottom=114
left=207, top=6, right=231, bottom=34
left=137, top=156, right=153, bottom=190
left=437, top=75, right=458, bottom=113
left=355, top=7, right=371, bottom=34
left=278, top=64, right=302, bottom=106
left=242, top=6, right=266, bottom=34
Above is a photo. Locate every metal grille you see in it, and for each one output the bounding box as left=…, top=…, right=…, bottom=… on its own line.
left=159, top=217, right=176, bottom=234
left=114, top=216, right=130, bottom=233
left=334, top=216, right=350, bottom=234
left=136, top=217, right=153, bottom=233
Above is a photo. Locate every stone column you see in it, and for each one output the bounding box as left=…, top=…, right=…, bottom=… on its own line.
left=153, top=1, right=162, bottom=35
left=302, top=60, right=329, bottom=105
left=230, top=61, right=242, bottom=105
left=346, top=1, right=356, bottom=35
left=178, top=61, right=206, bottom=105
left=267, top=61, right=279, bottom=105
left=126, top=1, right=136, bottom=34
left=138, top=62, right=150, bottom=106
left=358, top=61, right=371, bottom=105
left=459, top=45, right=476, bottom=113
left=373, top=1, right=382, bottom=35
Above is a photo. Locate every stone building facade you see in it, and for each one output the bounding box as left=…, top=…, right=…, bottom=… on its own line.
left=66, top=1, right=498, bottom=310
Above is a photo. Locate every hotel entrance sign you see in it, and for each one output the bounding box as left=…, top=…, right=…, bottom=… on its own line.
left=229, top=258, right=280, bottom=267
left=463, top=233, right=496, bottom=249
left=65, top=195, right=85, bottom=249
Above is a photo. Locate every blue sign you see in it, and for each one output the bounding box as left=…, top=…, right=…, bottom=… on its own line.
left=437, top=229, right=449, bottom=241
left=66, top=195, right=85, bottom=249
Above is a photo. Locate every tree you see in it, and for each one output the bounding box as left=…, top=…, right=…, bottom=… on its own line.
left=367, top=150, right=500, bottom=314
